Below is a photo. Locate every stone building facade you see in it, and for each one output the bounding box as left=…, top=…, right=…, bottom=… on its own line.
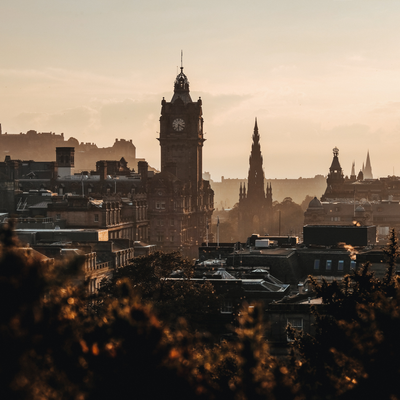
left=321, top=147, right=400, bottom=202
left=46, top=195, right=147, bottom=242
left=147, top=65, right=214, bottom=257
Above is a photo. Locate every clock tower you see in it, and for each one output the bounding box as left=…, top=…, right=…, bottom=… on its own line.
left=148, top=63, right=214, bottom=257
left=158, top=65, right=204, bottom=192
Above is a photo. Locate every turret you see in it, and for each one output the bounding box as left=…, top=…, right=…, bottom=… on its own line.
left=326, top=147, right=344, bottom=188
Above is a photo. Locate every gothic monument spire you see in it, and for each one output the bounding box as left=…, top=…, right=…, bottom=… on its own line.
left=237, top=119, right=272, bottom=240
left=247, top=118, right=265, bottom=200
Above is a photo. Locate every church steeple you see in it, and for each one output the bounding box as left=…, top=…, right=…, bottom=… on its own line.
left=247, top=118, right=265, bottom=200
left=364, top=150, right=373, bottom=179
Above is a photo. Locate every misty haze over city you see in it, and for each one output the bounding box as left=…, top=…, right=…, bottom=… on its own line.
left=4, top=2, right=400, bottom=400
left=2, top=1, right=400, bottom=179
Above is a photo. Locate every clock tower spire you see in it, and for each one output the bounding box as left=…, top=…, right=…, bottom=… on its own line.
left=148, top=59, right=214, bottom=257
left=171, top=53, right=192, bottom=104
left=159, top=61, right=204, bottom=188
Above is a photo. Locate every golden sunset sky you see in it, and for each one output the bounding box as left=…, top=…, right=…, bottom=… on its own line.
left=2, top=0, right=400, bottom=180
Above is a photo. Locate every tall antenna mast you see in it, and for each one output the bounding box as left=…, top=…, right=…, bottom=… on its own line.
left=181, top=50, right=183, bottom=71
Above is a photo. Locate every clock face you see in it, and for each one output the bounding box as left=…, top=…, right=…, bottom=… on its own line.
left=172, top=118, right=185, bottom=131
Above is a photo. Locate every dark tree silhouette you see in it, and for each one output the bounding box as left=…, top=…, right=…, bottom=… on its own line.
left=0, top=223, right=201, bottom=399
left=5, top=219, right=400, bottom=400
left=289, top=228, right=400, bottom=400
left=97, top=251, right=220, bottom=331
left=272, top=197, right=304, bottom=236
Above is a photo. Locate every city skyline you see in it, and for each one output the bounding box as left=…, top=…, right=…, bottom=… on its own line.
left=2, top=0, right=400, bottom=180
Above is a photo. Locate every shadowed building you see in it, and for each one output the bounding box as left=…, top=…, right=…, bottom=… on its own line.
left=310, top=147, right=400, bottom=241
left=237, top=120, right=272, bottom=241
left=56, top=147, right=75, bottom=178
left=147, top=63, right=214, bottom=257
left=323, top=147, right=345, bottom=199
left=321, top=147, right=388, bottom=202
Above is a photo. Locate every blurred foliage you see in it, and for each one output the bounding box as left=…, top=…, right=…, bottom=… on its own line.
left=288, top=228, right=400, bottom=400
left=0, top=222, right=296, bottom=399
left=96, top=251, right=221, bottom=332
left=4, top=218, right=400, bottom=400
left=0, top=221, right=198, bottom=399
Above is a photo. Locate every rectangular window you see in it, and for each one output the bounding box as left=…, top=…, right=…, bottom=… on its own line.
left=157, top=235, right=163, bottom=242
left=326, top=260, right=332, bottom=271
left=314, top=259, right=320, bottom=270
left=221, top=300, right=233, bottom=314
left=94, top=214, right=99, bottom=222
left=350, top=260, right=356, bottom=269
left=56, top=214, right=61, bottom=221
left=160, top=202, right=166, bottom=209
left=170, top=235, right=174, bottom=242
left=170, top=219, right=175, bottom=226
left=338, top=260, right=344, bottom=271
left=287, top=318, right=303, bottom=330
left=156, top=202, right=160, bottom=209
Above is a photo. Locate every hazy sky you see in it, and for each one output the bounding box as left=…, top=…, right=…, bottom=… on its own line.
left=2, top=0, right=400, bottom=180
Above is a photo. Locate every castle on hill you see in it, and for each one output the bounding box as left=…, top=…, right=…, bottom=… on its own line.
left=0, top=125, right=147, bottom=173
